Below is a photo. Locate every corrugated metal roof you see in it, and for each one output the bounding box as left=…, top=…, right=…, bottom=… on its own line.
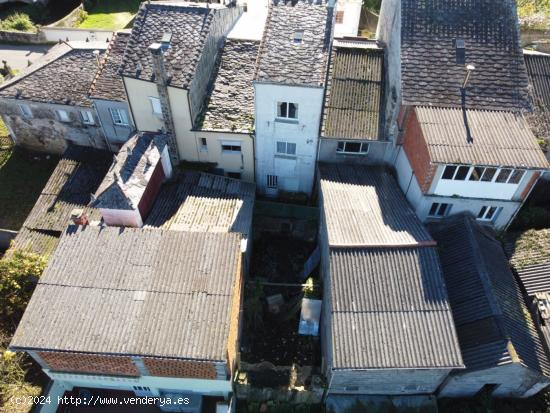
left=321, top=44, right=384, bottom=140
left=329, top=247, right=463, bottom=369
left=11, top=226, right=241, bottom=362
left=318, top=163, right=433, bottom=247
left=429, top=214, right=550, bottom=375
left=416, top=107, right=549, bottom=169
left=145, top=170, right=255, bottom=238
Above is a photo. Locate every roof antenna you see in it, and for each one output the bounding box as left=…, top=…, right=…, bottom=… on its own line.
left=462, top=64, right=475, bottom=89
left=92, top=49, right=100, bottom=66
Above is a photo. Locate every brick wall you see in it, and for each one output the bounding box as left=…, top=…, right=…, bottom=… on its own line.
left=227, top=251, right=243, bottom=374
left=38, top=352, right=139, bottom=376
left=520, top=171, right=541, bottom=200
left=402, top=108, right=437, bottom=193
left=143, top=357, right=217, bottom=379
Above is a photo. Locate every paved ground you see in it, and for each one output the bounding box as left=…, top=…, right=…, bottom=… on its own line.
left=0, top=44, right=53, bottom=72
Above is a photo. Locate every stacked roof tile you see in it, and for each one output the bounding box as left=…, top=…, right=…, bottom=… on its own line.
left=429, top=214, right=550, bottom=374
left=255, top=0, right=332, bottom=87
left=322, top=41, right=384, bottom=140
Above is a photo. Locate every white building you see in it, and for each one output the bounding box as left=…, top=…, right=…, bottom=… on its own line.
left=333, top=0, right=362, bottom=38
left=253, top=0, right=333, bottom=196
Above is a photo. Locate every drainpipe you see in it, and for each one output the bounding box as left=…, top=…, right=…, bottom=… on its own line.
left=149, top=39, right=180, bottom=166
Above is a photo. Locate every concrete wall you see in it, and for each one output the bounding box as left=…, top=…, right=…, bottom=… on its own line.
left=41, top=27, right=113, bottom=43
left=124, top=77, right=165, bottom=133
left=328, top=368, right=451, bottom=396
left=254, top=83, right=324, bottom=196
left=0, top=98, right=107, bottom=154
left=439, top=363, right=549, bottom=398
left=193, top=130, right=254, bottom=182
left=376, top=0, right=401, bottom=142
left=92, top=99, right=135, bottom=149
left=100, top=208, right=143, bottom=228
left=0, top=29, right=46, bottom=44
left=318, top=139, right=391, bottom=165
left=334, top=0, right=362, bottom=38
left=188, top=6, right=242, bottom=124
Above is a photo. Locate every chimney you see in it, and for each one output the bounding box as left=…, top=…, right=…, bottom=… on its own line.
left=149, top=39, right=180, bottom=166
left=70, top=209, right=89, bottom=226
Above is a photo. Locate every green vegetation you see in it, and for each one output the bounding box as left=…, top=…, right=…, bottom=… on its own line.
left=0, top=13, right=35, bottom=32
left=363, top=0, right=382, bottom=13
left=79, top=0, right=141, bottom=30
left=0, top=148, right=58, bottom=230
left=517, top=0, right=550, bottom=29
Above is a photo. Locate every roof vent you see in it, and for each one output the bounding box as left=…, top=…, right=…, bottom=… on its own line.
left=455, top=38, right=466, bottom=64
left=161, top=32, right=172, bottom=51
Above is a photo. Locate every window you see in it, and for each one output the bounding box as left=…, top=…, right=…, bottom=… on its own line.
left=227, top=172, right=241, bottom=179
left=495, top=168, right=512, bottom=183
left=335, top=10, right=345, bottom=24
left=267, top=174, right=278, bottom=189
left=221, top=141, right=241, bottom=153
left=18, top=104, right=32, bottom=118
left=477, top=206, right=500, bottom=222
left=293, top=30, right=304, bottom=44
left=277, top=102, right=298, bottom=120
left=442, top=165, right=524, bottom=184
left=442, top=165, right=457, bottom=180
left=80, top=110, right=94, bottom=125
left=56, top=110, right=70, bottom=122
left=200, top=137, right=208, bottom=151
left=109, top=108, right=129, bottom=126
left=454, top=166, right=470, bottom=180
left=337, top=141, right=369, bottom=155
left=481, top=167, right=497, bottom=182
left=276, top=141, right=297, bottom=156
left=468, top=166, right=485, bottom=181
left=149, top=97, right=162, bottom=115
left=508, top=169, right=525, bottom=184
left=428, top=202, right=451, bottom=217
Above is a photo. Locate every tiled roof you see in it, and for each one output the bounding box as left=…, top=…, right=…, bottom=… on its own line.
left=401, top=0, right=530, bottom=111
left=6, top=145, right=111, bottom=257
left=321, top=41, right=384, bottom=140
left=120, top=3, right=218, bottom=89
left=0, top=44, right=106, bottom=108
left=92, top=133, right=167, bottom=210
left=507, top=229, right=550, bottom=296
left=415, top=106, right=549, bottom=169
left=329, top=247, right=463, bottom=369
left=197, top=39, right=259, bottom=133
left=254, top=0, right=332, bottom=87
left=145, top=170, right=255, bottom=239
left=11, top=226, right=241, bottom=362
left=429, top=214, right=550, bottom=374
left=89, top=31, right=131, bottom=102
left=524, top=53, right=550, bottom=148
left=318, top=163, right=434, bottom=247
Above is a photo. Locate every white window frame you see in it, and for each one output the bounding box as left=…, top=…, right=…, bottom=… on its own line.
left=336, top=141, right=369, bottom=155
left=276, top=101, right=298, bottom=120
left=80, top=110, right=95, bottom=125
left=18, top=104, right=32, bottom=118
left=293, top=30, right=304, bottom=44
left=149, top=97, right=162, bottom=116
left=267, top=174, right=278, bottom=189
left=276, top=141, right=297, bottom=156
left=199, top=137, right=208, bottom=151
left=109, top=108, right=129, bottom=126
left=428, top=202, right=451, bottom=218
left=56, top=109, right=70, bottom=123
left=441, top=164, right=526, bottom=185
left=221, top=141, right=241, bottom=153
left=477, top=206, right=501, bottom=222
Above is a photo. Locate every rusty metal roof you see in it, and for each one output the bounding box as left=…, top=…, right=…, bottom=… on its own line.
left=415, top=106, right=549, bottom=169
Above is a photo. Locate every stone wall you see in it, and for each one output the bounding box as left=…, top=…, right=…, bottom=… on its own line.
left=0, top=30, right=46, bottom=44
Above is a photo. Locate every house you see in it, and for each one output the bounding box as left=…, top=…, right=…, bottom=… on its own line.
left=191, top=36, right=259, bottom=182
left=429, top=214, right=550, bottom=398
left=10, top=225, right=245, bottom=410
left=318, top=38, right=388, bottom=165
left=524, top=51, right=550, bottom=155
left=253, top=0, right=332, bottom=196
left=0, top=42, right=108, bottom=154
left=333, top=0, right=362, bottom=38
left=507, top=229, right=550, bottom=352
left=4, top=145, right=111, bottom=258
left=376, top=0, right=550, bottom=229
left=119, top=2, right=242, bottom=166
left=92, top=132, right=172, bottom=228
left=317, top=162, right=464, bottom=396
left=89, top=30, right=136, bottom=151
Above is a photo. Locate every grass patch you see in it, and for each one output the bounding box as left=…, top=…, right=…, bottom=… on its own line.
left=0, top=148, right=58, bottom=230
left=79, top=0, right=141, bottom=30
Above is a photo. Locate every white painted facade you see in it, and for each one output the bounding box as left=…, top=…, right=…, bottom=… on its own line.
left=334, top=0, right=362, bottom=38
left=393, top=149, right=536, bottom=229
left=254, top=83, right=324, bottom=196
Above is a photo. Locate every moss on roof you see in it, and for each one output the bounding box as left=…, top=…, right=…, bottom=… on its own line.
left=510, top=229, right=550, bottom=269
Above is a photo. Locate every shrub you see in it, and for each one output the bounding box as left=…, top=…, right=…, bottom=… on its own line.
left=510, top=206, right=550, bottom=232
left=0, top=13, right=35, bottom=32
